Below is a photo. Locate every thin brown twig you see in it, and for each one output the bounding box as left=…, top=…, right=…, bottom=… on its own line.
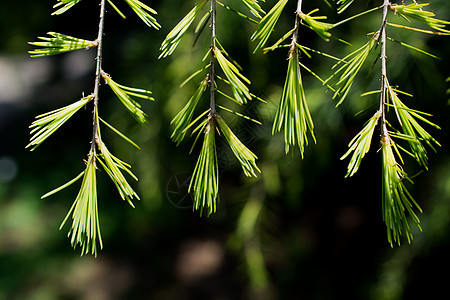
left=209, top=0, right=217, bottom=116
left=91, top=0, right=107, bottom=153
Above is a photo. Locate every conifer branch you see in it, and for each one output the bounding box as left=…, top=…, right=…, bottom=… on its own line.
left=28, top=32, right=97, bottom=57
left=29, top=0, right=159, bottom=255
left=337, top=0, right=444, bottom=246
left=91, top=0, right=107, bottom=154
left=379, top=0, right=389, bottom=140
left=209, top=0, right=217, bottom=115
left=271, top=0, right=316, bottom=156
left=189, top=120, right=219, bottom=216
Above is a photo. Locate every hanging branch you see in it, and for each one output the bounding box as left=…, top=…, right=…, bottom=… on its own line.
left=269, top=0, right=317, bottom=156
left=254, top=0, right=364, bottom=156
left=161, top=0, right=262, bottom=215
left=91, top=0, right=107, bottom=154
left=338, top=0, right=445, bottom=246
left=28, top=0, right=159, bottom=255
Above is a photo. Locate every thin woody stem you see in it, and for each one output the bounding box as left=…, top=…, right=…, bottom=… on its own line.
left=209, top=0, right=217, bottom=116
left=291, top=0, right=303, bottom=50
left=287, top=0, right=303, bottom=60
left=91, top=0, right=107, bottom=153
left=379, top=0, right=389, bottom=142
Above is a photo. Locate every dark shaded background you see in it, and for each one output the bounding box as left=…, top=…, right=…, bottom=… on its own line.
left=0, top=1, right=449, bottom=299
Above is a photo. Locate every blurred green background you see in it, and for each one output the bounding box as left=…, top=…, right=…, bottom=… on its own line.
left=0, top=1, right=449, bottom=299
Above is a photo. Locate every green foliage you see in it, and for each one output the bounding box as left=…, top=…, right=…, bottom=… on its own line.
left=325, top=36, right=378, bottom=106
left=216, top=115, right=260, bottom=177
left=26, top=95, right=93, bottom=151
left=59, top=153, right=103, bottom=256
left=251, top=0, right=288, bottom=52
left=171, top=77, right=209, bottom=145
left=390, top=3, right=450, bottom=33
left=102, top=72, right=154, bottom=125
left=386, top=81, right=440, bottom=169
left=214, top=45, right=251, bottom=105
left=97, top=141, right=140, bottom=208
left=28, top=32, right=96, bottom=57
left=299, top=9, right=334, bottom=41
left=241, top=0, right=265, bottom=19
left=189, top=120, right=219, bottom=216
left=124, top=0, right=161, bottom=29
left=336, top=0, right=355, bottom=14
left=26, top=0, right=160, bottom=256
left=24, top=0, right=448, bottom=257
left=52, top=0, right=83, bottom=15
left=273, top=50, right=315, bottom=156
left=341, top=111, right=380, bottom=177
left=381, top=140, right=422, bottom=247
left=159, top=0, right=207, bottom=58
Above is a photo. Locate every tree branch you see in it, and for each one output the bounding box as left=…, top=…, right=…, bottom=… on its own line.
left=209, top=0, right=217, bottom=115
left=379, top=0, right=389, bottom=142
left=91, top=0, right=107, bottom=153
left=291, top=0, right=303, bottom=52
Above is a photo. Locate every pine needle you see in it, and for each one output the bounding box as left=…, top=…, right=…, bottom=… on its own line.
left=124, top=0, right=161, bottom=29
left=273, top=51, right=315, bottom=156
left=171, top=78, right=208, bottom=145
left=216, top=115, right=260, bottom=177
left=386, top=81, right=440, bottom=169
left=159, top=0, right=207, bottom=58
left=28, top=32, right=97, bottom=57
left=214, top=46, right=251, bottom=105
left=189, top=121, right=219, bottom=216
left=60, top=153, right=103, bottom=256
left=27, top=95, right=93, bottom=151
left=97, top=141, right=139, bottom=208
left=381, top=140, right=422, bottom=247
left=341, top=111, right=380, bottom=177
left=52, top=0, right=83, bottom=15
left=325, top=35, right=378, bottom=106
left=102, top=72, right=153, bottom=125
left=251, top=0, right=288, bottom=53
left=299, top=10, right=333, bottom=41
left=390, top=3, right=450, bottom=33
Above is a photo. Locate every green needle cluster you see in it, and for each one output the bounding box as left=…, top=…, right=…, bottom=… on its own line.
left=97, top=141, right=140, bottom=208
left=299, top=9, right=334, bottom=41
left=189, top=121, right=219, bottom=216
left=214, top=46, right=251, bottom=105
left=336, top=0, right=355, bottom=14
left=382, top=141, right=422, bottom=247
left=391, top=3, right=450, bottom=33
left=216, top=115, right=260, bottom=177
left=124, top=0, right=161, bottom=29
left=386, top=82, right=440, bottom=169
left=102, top=72, right=154, bottom=125
left=162, top=0, right=262, bottom=215
left=251, top=0, right=288, bottom=53
left=159, top=0, right=207, bottom=58
left=325, top=36, right=378, bottom=106
left=273, top=51, right=315, bottom=156
left=241, top=0, right=265, bottom=19
left=27, top=95, right=94, bottom=151
left=171, top=78, right=208, bottom=145
left=60, top=153, right=102, bottom=256
left=28, top=32, right=97, bottom=57
left=52, top=0, right=83, bottom=15
left=341, top=111, right=380, bottom=178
